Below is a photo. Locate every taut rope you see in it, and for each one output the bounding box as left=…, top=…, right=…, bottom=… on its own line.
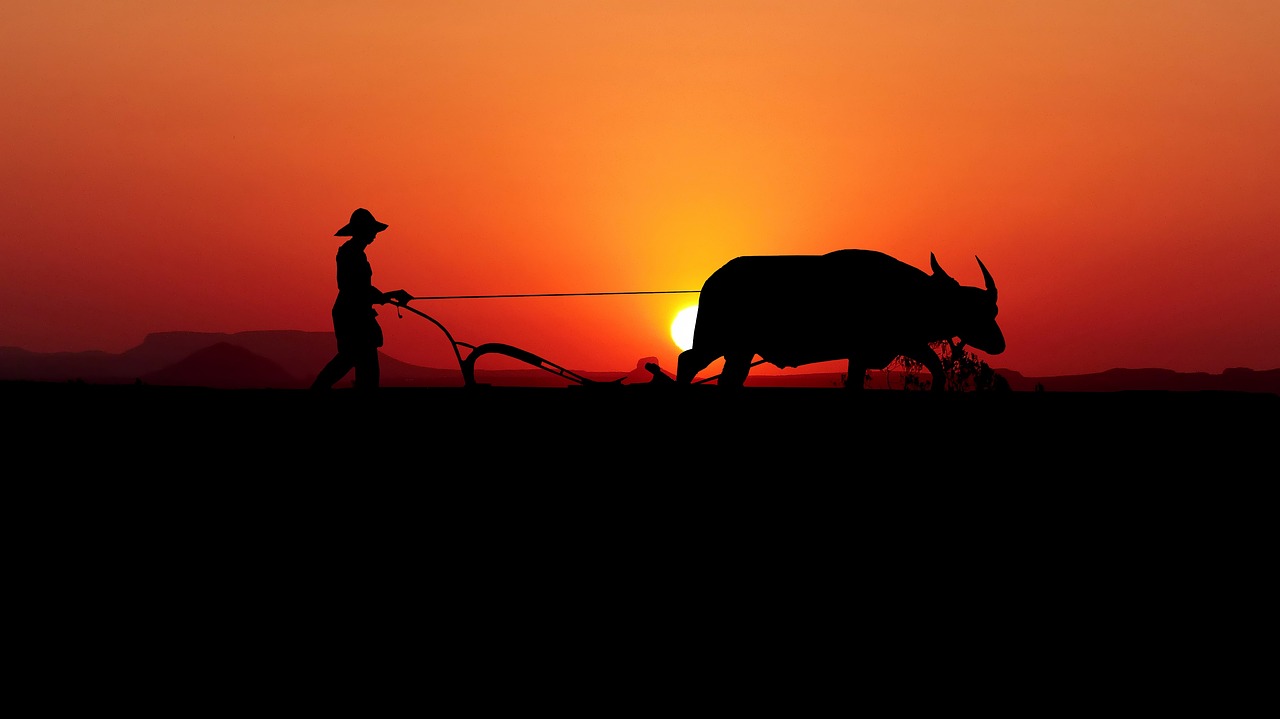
left=407, top=290, right=699, bottom=300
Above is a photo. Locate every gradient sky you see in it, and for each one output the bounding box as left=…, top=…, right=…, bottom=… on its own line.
left=3, top=1, right=1278, bottom=378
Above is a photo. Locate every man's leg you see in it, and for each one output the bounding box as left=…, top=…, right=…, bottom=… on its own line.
left=311, top=354, right=355, bottom=390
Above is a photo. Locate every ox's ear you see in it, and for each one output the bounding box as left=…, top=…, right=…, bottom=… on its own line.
left=930, top=252, right=953, bottom=280
left=976, top=255, right=997, bottom=301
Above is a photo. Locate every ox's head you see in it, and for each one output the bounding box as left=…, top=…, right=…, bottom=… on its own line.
left=930, top=253, right=1006, bottom=356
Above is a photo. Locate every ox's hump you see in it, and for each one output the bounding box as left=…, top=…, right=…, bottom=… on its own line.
left=822, top=248, right=928, bottom=278
left=704, top=249, right=929, bottom=294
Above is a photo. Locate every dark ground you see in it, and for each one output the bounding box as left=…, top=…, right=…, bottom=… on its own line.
left=8, top=378, right=1274, bottom=469
left=12, top=379, right=1273, bottom=552
left=13, top=378, right=1272, bottom=560
left=5, top=380, right=1274, bottom=706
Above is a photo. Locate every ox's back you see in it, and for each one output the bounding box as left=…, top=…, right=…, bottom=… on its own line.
left=693, top=250, right=936, bottom=367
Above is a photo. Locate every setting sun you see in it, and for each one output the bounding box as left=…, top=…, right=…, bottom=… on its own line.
left=671, top=305, right=698, bottom=352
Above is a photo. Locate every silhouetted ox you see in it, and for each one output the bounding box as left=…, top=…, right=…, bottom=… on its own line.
left=676, top=249, right=1005, bottom=391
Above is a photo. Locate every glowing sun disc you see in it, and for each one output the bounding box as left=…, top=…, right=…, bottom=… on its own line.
left=671, top=305, right=698, bottom=351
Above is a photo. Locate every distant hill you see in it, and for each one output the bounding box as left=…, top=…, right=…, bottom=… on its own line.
left=139, top=342, right=299, bottom=389
left=991, top=366, right=1280, bottom=394
left=2, top=330, right=1278, bottom=394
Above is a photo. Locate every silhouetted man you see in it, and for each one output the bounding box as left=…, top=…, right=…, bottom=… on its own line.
left=311, top=208, right=412, bottom=391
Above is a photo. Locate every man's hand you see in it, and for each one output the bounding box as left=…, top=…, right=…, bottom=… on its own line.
left=387, top=289, right=414, bottom=305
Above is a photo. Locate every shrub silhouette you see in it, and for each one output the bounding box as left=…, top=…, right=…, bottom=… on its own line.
left=843, top=341, right=1009, bottom=392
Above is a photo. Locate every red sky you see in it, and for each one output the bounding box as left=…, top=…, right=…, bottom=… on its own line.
left=3, top=1, right=1278, bottom=378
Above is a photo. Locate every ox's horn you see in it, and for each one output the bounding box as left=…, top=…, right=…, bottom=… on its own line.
left=930, top=252, right=952, bottom=280
left=976, top=256, right=997, bottom=300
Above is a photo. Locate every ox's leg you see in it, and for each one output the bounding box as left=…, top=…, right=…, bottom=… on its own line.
left=718, top=351, right=753, bottom=388
left=676, top=348, right=717, bottom=385
left=903, top=346, right=948, bottom=392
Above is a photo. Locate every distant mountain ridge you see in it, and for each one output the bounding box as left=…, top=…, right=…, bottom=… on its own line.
left=2, top=330, right=1278, bottom=394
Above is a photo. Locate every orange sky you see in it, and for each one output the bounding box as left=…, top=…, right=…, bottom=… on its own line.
left=3, top=1, right=1278, bottom=378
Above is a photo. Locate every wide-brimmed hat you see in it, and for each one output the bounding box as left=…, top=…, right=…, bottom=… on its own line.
left=334, top=208, right=389, bottom=236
